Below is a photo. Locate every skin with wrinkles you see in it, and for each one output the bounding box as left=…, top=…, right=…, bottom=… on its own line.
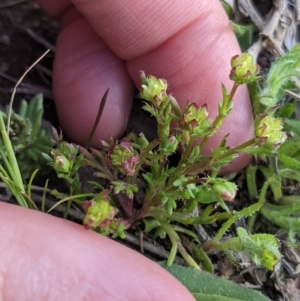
left=0, top=203, right=194, bottom=301
left=0, top=0, right=254, bottom=300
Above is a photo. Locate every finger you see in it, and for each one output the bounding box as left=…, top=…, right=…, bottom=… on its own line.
left=53, top=15, right=134, bottom=146
left=70, top=0, right=253, bottom=170
left=38, top=0, right=135, bottom=146
left=0, top=202, right=195, bottom=301
left=38, top=0, right=253, bottom=170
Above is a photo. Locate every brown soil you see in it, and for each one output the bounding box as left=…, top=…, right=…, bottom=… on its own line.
left=0, top=0, right=58, bottom=124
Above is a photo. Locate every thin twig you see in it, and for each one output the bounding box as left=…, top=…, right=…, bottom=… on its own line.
left=124, top=232, right=186, bottom=265
left=30, top=192, right=86, bottom=221
left=0, top=87, right=53, bottom=99
left=191, top=206, right=211, bottom=243
left=0, top=0, right=27, bottom=9
left=0, top=71, right=52, bottom=92
left=34, top=64, right=53, bottom=77
left=25, top=28, right=56, bottom=52
left=8, top=49, right=50, bottom=134
left=0, top=71, right=21, bottom=84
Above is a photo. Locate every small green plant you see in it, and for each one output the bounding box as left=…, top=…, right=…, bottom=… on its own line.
left=4, top=45, right=299, bottom=300
left=0, top=94, right=53, bottom=180
left=244, top=44, right=300, bottom=240
left=47, top=48, right=300, bottom=275
left=0, top=107, right=36, bottom=208
left=2, top=40, right=300, bottom=301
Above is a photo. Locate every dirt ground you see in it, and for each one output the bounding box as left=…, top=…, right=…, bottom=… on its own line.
left=0, top=0, right=58, bottom=123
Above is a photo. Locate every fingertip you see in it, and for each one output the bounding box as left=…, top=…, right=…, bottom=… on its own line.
left=53, top=17, right=134, bottom=146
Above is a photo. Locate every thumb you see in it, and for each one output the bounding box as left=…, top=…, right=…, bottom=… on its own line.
left=0, top=202, right=195, bottom=301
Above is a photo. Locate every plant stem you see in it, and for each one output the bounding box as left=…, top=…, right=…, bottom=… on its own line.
left=199, top=83, right=239, bottom=151
left=247, top=175, right=276, bottom=232
left=246, top=165, right=258, bottom=201
left=159, top=219, right=200, bottom=269
left=213, top=203, right=262, bottom=242
left=64, top=185, right=74, bottom=219
left=217, top=138, right=256, bottom=160
left=179, top=137, right=196, bottom=166
left=184, top=137, right=256, bottom=176
left=192, top=243, right=214, bottom=273
left=259, top=166, right=282, bottom=201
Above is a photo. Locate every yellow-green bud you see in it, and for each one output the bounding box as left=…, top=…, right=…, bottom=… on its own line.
left=179, top=103, right=211, bottom=136
left=255, top=114, right=287, bottom=148
left=160, top=136, right=179, bottom=154
left=53, top=154, right=70, bottom=173
left=83, top=190, right=118, bottom=229
left=230, top=53, right=260, bottom=84
left=212, top=180, right=237, bottom=202
left=140, top=72, right=168, bottom=106
left=108, top=138, right=140, bottom=176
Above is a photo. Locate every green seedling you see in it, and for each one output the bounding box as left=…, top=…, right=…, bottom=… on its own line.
left=36, top=46, right=300, bottom=277
left=43, top=133, right=86, bottom=217
left=0, top=50, right=51, bottom=208
left=0, top=112, right=35, bottom=208
left=245, top=44, right=300, bottom=242
left=0, top=94, right=53, bottom=180
left=63, top=51, right=288, bottom=270
left=3, top=45, right=299, bottom=300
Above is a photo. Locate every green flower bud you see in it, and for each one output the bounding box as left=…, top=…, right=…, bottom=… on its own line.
left=179, top=103, right=211, bottom=136
left=255, top=114, right=287, bottom=148
left=83, top=190, right=118, bottom=229
left=58, top=142, right=79, bottom=159
left=160, top=136, right=179, bottom=154
left=108, top=138, right=140, bottom=176
left=260, top=249, right=279, bottom=271
left=140, top=72, right=168, bottom=107
left=212, top=180, right=237, bottom=202
left=52, top=154, right=71, bottom=173
left=229, top=53, right=260, bottom=84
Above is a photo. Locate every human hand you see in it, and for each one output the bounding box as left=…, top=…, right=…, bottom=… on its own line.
left=0, top=1, right=254, bottom=300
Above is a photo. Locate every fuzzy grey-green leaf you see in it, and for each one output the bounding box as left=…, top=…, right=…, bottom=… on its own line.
left=162, top=263, right=270, bottom=301
left=260, top=44, right=300, bottom=108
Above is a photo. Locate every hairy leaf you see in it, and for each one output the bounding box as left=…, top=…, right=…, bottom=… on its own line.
left=162, top=263, right=270, bottom=301
left=260, top=44, right=300, bottom=108
left=284, top=118, right=300, bottom=137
